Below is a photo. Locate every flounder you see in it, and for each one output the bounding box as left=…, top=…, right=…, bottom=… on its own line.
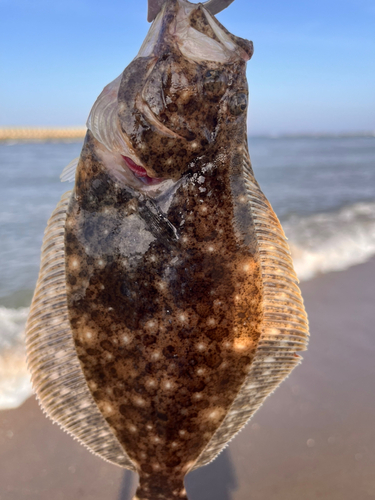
left=25, top=1, right=309, bottom=498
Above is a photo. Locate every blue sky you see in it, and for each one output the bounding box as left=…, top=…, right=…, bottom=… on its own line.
left=1, top=0, right=374, bottom=134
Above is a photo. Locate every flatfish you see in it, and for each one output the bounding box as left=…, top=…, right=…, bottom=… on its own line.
left=25, top=1, right=309, bottom=498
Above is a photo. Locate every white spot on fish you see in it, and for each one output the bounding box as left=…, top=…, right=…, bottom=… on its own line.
left=266, top=327, right=280, bottom=336
left=146, top=378, right=158, bottom=389
left=157, top=281, right=167, bottom=291
left=121, top=334, right=132, bottom=345
left=233, top=338, right=252, bottom=351
left=70, top=258, right=80, bottom=269
left=208, top=408, right=222, bottom=420
left=206, top=317, right=216, bottom=327
left=145, top=320, right=158, bottom=333
left=179, top=313, right=187, bottom=323
left=133, top=396, right=146, bottom=407
left=89, top=381, right=97, bottom=390
left=103, top=403, right=113, bottom=415
left=243, top=262, right=253, bottom=272
left=162, top=380, right=174, bottom=391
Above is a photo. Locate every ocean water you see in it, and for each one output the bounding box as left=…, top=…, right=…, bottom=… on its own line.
left=0, top=136, right=374, bottom=409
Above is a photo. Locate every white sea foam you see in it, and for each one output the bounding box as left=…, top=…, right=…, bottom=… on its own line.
left=285, top=201, right=375, bottom=281
left=0, top=306, right=33, bottom=410
left=1, top=201, right=375, bottom=410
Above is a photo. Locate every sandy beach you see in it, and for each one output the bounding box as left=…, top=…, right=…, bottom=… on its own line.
left=0, top=258, right=374, bottom=500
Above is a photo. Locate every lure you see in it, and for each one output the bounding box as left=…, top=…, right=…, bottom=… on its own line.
left=25, top=1, right=309, bottom=499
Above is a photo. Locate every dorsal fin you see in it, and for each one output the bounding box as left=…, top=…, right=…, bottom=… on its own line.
left=60, top=157, right=79, bottom=183
left=25, top=192, right=136, bottom=470
left=193, top=151, right=309, bottom=469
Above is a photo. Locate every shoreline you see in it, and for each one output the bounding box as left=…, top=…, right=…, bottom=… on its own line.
left=0, top=259, right=374, bottom=499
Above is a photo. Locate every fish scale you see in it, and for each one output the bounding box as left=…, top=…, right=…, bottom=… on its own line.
left=25, top=1, right=309, bottom=499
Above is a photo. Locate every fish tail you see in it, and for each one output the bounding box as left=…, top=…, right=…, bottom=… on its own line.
left=133, top=473, right=188, bottom=500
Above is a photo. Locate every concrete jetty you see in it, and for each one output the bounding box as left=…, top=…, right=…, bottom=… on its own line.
left=0, top=127, right=86, bottom=142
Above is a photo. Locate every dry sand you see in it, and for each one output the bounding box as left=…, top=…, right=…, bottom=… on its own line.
left=1, top=259, right=374, bottom=500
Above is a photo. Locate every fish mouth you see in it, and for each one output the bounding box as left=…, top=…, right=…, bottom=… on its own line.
left=121, top=155, right=164, bottom=185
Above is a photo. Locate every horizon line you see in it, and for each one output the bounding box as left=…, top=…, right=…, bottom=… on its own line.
left=0, top=127, right=374, bottom=142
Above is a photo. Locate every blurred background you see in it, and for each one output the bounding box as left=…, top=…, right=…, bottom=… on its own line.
left=0, top=0, right=374, bottom=499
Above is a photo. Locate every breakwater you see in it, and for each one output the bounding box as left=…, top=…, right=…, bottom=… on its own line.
left=0, top=127, right=86, bottom=142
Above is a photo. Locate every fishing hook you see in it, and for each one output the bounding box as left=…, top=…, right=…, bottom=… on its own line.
left=148, top=0, right=235, bottom=22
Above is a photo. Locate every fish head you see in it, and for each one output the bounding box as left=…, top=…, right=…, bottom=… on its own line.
left=88, top=0, right=253, bottom=184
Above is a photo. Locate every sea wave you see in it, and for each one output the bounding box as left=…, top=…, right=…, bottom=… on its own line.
left=0, top=306, right=32, bottom=410
left=1, top=200, right=375, bottom=410
left=286, top=201, right=375, bottom=281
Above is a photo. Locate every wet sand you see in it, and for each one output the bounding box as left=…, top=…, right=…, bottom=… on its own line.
left=1, top=259, right=374, bottom=500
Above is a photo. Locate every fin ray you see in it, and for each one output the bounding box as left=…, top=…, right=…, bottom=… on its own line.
left=25, top=192, right=136, bottom=470
left=60, top=158, right=79, bottom=183
left=193, top=151, right=309, bottom=469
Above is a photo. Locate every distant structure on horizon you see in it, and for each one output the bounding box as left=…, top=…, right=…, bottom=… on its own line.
left=0, top=127, right=373, bottom=142
left=0, top=127, right=86, bottom=142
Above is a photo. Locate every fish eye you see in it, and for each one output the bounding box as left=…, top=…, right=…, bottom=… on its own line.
left=205, top=70, right=220, bottom=80
left=203, top=69, right=225, bottom=95
left=229, top=92, right=248, bottom=115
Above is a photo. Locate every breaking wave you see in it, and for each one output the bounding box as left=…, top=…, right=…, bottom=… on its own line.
left=0, top=306, right=32, bottom=410
left=1, top=201, right=375, bottom=410
left=285, top=201, right=375, bottom=281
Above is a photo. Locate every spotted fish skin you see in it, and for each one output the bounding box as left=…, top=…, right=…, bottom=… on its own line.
left=25, top=1, right=309, bottom=499
left=66, top=126, right=262, bottom=497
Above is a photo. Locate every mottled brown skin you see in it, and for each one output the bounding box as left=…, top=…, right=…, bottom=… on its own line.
left=65, top=2, right=261, bottom=499
left=118, top=0, right=253, bottom=180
